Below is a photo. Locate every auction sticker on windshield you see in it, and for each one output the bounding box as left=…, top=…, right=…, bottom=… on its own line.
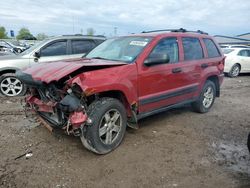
left=129, top=41, right=148, bottom=46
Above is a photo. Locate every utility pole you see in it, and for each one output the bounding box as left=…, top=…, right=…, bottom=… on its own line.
left=114, top=27, right=117, bottom=36
left=72, top=15, right=75, bottom=34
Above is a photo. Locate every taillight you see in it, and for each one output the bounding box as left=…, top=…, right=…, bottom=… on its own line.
left=218, top=57, right=225, bottom=72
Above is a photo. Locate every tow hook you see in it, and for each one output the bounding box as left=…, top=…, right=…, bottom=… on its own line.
left=72, top=118, right=92, bottom=137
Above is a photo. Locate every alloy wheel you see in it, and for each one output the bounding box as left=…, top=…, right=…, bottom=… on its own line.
left=99, top=109, right=122, bottom=145
left=0, top=77, right=23, bottom=96
left=231, top=66, right=240, bottom=77
left=202, top=86, right=214, bottom=108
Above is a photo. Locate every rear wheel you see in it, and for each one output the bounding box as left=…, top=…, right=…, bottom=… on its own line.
left=192, top=80, right=216, bottom=113
left=228, top=64, right=240, bottom=77
left=80, top=97, right=127, bottom=154
left=0, top=73, right=27, bottom=97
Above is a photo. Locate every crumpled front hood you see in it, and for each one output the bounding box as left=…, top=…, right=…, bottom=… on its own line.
left=22, top=58, right=127, bottom=83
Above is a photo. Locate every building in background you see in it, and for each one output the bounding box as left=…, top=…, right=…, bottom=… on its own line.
left=214, top=33, right=250, bottom=46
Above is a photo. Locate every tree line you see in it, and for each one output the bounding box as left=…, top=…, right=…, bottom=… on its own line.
left=0, top=26, right=97, bottom=41
left=0, top=26, right=48, bottom=40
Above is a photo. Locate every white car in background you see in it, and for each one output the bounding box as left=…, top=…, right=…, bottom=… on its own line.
left=223, top=48, right=250, bottom=77
left=220, top=44, right=250, bottom=49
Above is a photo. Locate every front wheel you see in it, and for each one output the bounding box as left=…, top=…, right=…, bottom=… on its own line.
left=0, top=73, right=27, bottom=97
left=192, top=80, right=216, bottom=113
left=81, top=98, right=127, bottom=154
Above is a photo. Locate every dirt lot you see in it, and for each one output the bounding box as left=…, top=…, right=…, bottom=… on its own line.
left=0, top=76, right=250, bottom=188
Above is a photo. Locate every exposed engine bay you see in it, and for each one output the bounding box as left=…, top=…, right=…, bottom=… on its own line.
left=29, top=84, right=88, bottom=136
left=16, top=70, right=91, bottom=136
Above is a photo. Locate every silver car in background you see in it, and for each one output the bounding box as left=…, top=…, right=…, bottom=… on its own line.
left=0, top=35, right=106, bottom=96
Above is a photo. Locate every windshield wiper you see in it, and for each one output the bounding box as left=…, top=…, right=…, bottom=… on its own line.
left=91, top=56, right=109, bottom=60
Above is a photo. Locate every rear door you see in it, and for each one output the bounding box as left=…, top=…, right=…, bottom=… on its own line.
left=68, top=39, right=97, bottom=58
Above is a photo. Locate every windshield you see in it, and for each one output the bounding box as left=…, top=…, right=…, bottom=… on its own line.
left=223, top=49, right=235, bottom=54
left=20, top=39, right=48, bottom=55
left=86, top=36, right=152, bottom=62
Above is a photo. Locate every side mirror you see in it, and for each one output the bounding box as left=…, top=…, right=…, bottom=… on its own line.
left=144, top=53, right=170, bottom=66
left=34, top=51, right=41, bottom=58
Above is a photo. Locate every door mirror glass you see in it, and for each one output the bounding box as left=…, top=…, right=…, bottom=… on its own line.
left=144, top=53, right=170, bottom=66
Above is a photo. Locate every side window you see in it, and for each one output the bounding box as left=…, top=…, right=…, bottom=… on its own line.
left=71, top=40, right=96, bottom=54
left=203, top=38, right=221, bottom=58
left=40, top=41, right=67, bottom=57
left=182, top=37, right=203, bottom=61
left=149, top=37, right=179, bottom=63
left=238, top=50, right=250, bottom=57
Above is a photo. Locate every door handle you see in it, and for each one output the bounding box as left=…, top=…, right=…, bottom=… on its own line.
left=201, top=63, right=208, bottom=69
left=172, top=67, right=182, bottom=73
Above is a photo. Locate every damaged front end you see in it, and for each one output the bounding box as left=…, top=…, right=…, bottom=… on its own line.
left=17, top=71, right=89, bottom=136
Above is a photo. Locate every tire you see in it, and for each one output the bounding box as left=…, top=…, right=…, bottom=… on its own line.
left=247, top=133, right=250, bottom=153
left=192, top=80, right=216, bottom=113
left=228, top=64, right=240, bottom=77
left=80, top=97, right=127, bottom=154
left=0, top=73, right=27, bottom=97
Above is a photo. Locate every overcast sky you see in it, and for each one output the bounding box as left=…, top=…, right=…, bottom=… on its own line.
left=0, top=0, right=249, bottom=37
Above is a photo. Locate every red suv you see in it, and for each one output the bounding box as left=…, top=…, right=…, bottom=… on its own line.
left=17, top=28, right=225, bottom=154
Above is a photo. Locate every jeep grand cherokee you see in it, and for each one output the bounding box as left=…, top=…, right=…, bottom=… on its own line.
left=17, top=28, right=225, bottom=154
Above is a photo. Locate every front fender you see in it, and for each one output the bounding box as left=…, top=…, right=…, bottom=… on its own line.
left=69, top=64, right=138, bottom=105
left=0, top=67, right=20, bottom=75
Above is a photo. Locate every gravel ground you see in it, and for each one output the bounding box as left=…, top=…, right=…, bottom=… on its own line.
left=0, top=76, right=250, bottom=188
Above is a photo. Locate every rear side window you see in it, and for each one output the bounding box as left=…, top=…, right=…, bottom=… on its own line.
left=40, top=41, right=67, bottom=57
left=182, top=37, right=203, bottom=61
left=203, top=38, right=221, bottom=58
left=238, top=50, right=250, bottom=57
left=150, top=37, right=179, bottom=63
left=71, top=40, right=96, bottom=54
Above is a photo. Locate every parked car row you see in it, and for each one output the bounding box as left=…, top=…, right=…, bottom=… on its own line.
left=0, top=40, right=28, bottom=54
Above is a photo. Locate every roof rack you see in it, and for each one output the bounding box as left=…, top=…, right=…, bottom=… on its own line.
left=141, top=28, right=208, bottom=35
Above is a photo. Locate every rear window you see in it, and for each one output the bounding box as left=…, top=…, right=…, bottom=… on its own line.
left=203, top=38, right=221, bottom=58
left=223, top=49, right=234, bottom=54
left=182, top=37, right=203, bottom=61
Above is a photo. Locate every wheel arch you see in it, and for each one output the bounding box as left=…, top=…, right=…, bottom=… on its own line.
left=0, top=67, right=20, bottom=77
left=89, top=90, right=134, bottom=116
left=206, top=75, right=220, bottom=97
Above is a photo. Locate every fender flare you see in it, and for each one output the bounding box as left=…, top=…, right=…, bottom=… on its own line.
left=0, top=67, right=20, bottom=76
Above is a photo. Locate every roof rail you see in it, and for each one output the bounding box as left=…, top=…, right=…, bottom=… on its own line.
left=141, top=28, right=208, bottom=35
left=142, top=29, right=178, bottom=33
left=61, top=34, right=106, bottom=38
